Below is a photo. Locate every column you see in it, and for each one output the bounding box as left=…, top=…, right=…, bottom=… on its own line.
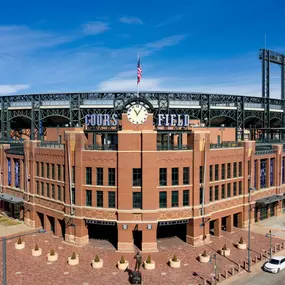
left=20, top=159, right=24, bottom=190
left=256, top=160, right=261, bottom=190
left=10, top=158, right=15, bottom=187
left=226, top=215, right=234, bottom=232
left=186, top=218, right=210, bottom=246
left=117, top=225, right=134, bottom=252
left=214, top=218, right=221, bottom=237
left=142, top=223, right=158, bottom=252
left=44, top=214, right=51, bottom=232
left=74, top=218, right=88, bottom=246
left=54, top=218, right=62, bottom=237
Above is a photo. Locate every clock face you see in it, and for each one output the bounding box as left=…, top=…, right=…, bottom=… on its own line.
left=127, top=104, right=148, bottom=125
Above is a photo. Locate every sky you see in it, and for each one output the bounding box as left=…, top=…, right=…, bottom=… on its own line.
left=0, top=0, right=285, bottom=98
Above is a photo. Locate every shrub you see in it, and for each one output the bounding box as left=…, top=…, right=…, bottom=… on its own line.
left=172, top=255, right=178, bottom=262
left=50, top=248, right=55, bottom=256
left=146, top=255, right=152, bottom=264
left=202, top=250, right=208, bottom=257
left=34, top=243, right=39, bottom=251
left=239, top=237, right=244, bottom=244
left=94, top=255, right=100, bottom=262
left=120, top=255, right=125, bottom=264
left=222, top=243, right=228, bottom=250
left=71, top=252, right=77, bottom=260
left=17, top=237, right=22, bottom=244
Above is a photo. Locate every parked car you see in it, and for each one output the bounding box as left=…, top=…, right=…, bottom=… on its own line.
left=263, top=256, right=285, bottom=273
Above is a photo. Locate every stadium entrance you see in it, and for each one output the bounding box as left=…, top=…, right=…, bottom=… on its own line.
left=157, top=219, right=188, bottom=241
left=86, top=219, right=118, bottom=249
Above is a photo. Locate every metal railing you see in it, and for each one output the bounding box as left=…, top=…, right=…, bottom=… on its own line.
left=157, top=144, right=192, bottom=151
left=255, top=149, right=276, bottom=155
left=39, top=142, right=65, bottom=149
left=5, top=146, right=24, bottom=155
left=210, top=141, right=239, bottom=149
left=256, top=139, right=285, bottom=144
left=85, top=144, right=118, bottom=150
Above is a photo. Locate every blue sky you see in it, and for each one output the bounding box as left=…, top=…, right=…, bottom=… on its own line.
left=0, top=0, right=284, bottom=98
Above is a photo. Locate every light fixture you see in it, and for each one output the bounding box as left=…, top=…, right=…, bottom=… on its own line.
left=147, top=224, right=152, bottom=230
left=122, top=224, right=128, bottom=230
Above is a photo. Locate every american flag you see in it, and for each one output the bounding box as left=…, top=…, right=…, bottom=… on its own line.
left=137, top=55, right=142, bottom=84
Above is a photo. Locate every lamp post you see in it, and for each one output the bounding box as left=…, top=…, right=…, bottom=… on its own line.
left=248, top=186, right=255, bottom=273
left=219, top=124, right=225, bottom=144
left=266, top=230, right=275, bottom=260
left=2, top=228, right=46, bottom=285
left=210, top=253, right=217, bottom=285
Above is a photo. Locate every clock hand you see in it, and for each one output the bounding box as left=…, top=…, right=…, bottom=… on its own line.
left=137, top=106, right=143, bottom=115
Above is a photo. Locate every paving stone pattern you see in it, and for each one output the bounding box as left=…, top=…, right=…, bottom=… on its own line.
left=0, top=228, right=282, bottom=285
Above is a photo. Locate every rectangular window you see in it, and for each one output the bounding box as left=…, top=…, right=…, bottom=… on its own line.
left=36, top=181, right=39, bottom=195
left=233, top=182, right=237, bottom=196
left=227, top=183, right=231, bottom=197
left=200, top=187, right=203, bottom=204
left=15, top=159, right=20, bottom=188
left=133, top=168, right=142, bottom=186
left=71, top=188, right=75, bottom=204
left=46, top=184, right=50, bottom=197
left=57, top=164, right=61, bottom=181
left=200, top=166, right=204, bottom=183
left=159, top=191, right=167, bottom=208
left=8, top=158, right=11, bottom=186
left=52, top=164, right=55, bottom=179
left=47, top=163, right=50, bottom=179
left=260, top=159, right=266, bottom=188
left=214, top=185, right=219, bottom=200
left=239, top=162, right=242, bottom=177
left=133, top=192, right=142, bottom=208
left=97, top=168, right=103, bottom=186
left=209, top=186, right=213, bottom=202
left=209, top=165, right=213, bottom=181
left=283, top=158, right=285, bottom=184
left=86, top=167, right=92, bottom=185
left=159, top=168, right=167, bottom=186
left=86, top=190, right=92, bottom=206
left=172, top=168, right=179, bottom=185
left=41, top=162, right=44, bottom=178
left=227, top=163, right=231, bottom=179
left=108, top=191, right=116, bottom=208
left=221, top=164, right=225, bottom=180
left=72, top=166, right=75, bottom=183
left=96, top=191, right=103, bottom=207
left=183, top=190, right=189, bottom=206
left=57, top=186, right=61, bottom=201
left=238, top=181, right=242, bottom=195
left=171, top=190, right=179, bottom=207
left=52, top=184, right=55, bottom=199
left=215, top=164, right=219, bottom=181
left=221, top=184, right=225, bottom=199
left=270, top=158, right=274, bottom=187
left=41, top=182, right=44, bottom=196
left=36, top=162, right=39, bottom=176
left=183, top=167, right=189, bottom=185
left=108, top=168, right=116, bottom=186
left=233, top=162, right=237, bottom=178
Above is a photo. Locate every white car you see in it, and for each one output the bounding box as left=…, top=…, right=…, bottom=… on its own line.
left=263, top=256, right=285, bottom=273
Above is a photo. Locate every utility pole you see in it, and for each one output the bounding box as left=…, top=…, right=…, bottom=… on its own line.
left=266, top=230, right=274, bottom=259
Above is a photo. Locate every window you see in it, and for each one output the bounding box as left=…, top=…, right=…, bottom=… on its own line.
left=86, top=167, right=92, bottom=185
left=270, top=158, right=275, bottom=187
left=52, top=164, right=55, bottom=179
left=57, top=186, right=61, bottom=201
left=209, top=165, right=213, bottom=181
left=239, top=162, right=242, bottom=177
left=52, top=184, right=55, bottom=199
left=36, top=181, right=39, bottom=194
left=171, top=191, right=179, bottom=207
left=159, top=191, right=167, bottom=208
left=8, top=158, right=11, bottom=186
left=108, top=168, right=116, bottom=186
left=227, top=163, right=231, bottom=179
left=108, top=191, right=116, bottom=208
left=227, top=183, right=231, bottom=197
left=233, top=182, right=237, bottom=196
left=96, top=191, right=103, bottom=207
left=183, top=190, right=189, bottom=206
left=97, top=168, right=103, bottom=185
left=221, top=184, right=225, bottom=199
left=183, top=167, right=189, bottom=185
left=86, top=190, right=92, bottom=206
left=36, top=162, right=39, bottom=176
left=133, top=192, right=142, bottom=208
left=172, top=168, right=179, bottom=185
left=200, top=187, right=203, bottom=204
left=238, top=181, right=242, bottom=195
left=41, top=162, right=44, bottom=178
left=233, top=162, right=237, bottom=178
left=15, top=160, right=20, bottom=188
left=200, top=166, right=204, bottom=183
left=46, top=184, right=50, bottom=197
left=260, top=159, right=266, bottom=188
left=41, top=182, right=44, bottom=196
left=133, top=168, right=142, bottom=186
left=47, top=163, right=50, bottom=179
left=209, top=186, right=213, bottom=202
left=214, top=185, right=219, bottom=200
left=72, top=166, right=75, bottom=183
left=221, top=164, right=225, bottom=180
left=57, top=164, right=61, bottom=181
left=71, top=188, right=75, bottom=204
left=159, top=168, right=167, bottom=186
left=215, top=164, right=219, bottom=181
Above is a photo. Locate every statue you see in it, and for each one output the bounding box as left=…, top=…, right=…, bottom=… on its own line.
left=134, top=251, right=142, bottom=272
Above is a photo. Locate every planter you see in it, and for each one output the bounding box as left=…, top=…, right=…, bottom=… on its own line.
left=15, top=242, right=25, bottom=250
left=144, top=260, right=155, bottom=270
left=169, top=259, right=181, bottom=268
left=47, top=252, right=58, bottom=262
left=199, top=254, right=210, bottom=263
left=32, top=248, right=42, bottom=257
left=92, top=259, right=103, bottom=269
left=117, top=261, right=129, bottom=271
left=237, top=242, right=247, bottom=250
left=221, top=248, right=231, bottom=256
left=68, top=255, right=79, bottom=266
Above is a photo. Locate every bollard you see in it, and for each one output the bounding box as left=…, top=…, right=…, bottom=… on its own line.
left=238, top=264, right=241, bottom=272
left=243, top=261, right=246, bottom=269
left=218, top=273, right=222, bottom=282
left=203, top=279, right=207, bottom=285
left=255, top=256, right=258, bottom=263
left=211, top=276, right=215, bottom=285
left=231, top=267, right=235, bottom=276
left=225, top=270, right=228, bottom=279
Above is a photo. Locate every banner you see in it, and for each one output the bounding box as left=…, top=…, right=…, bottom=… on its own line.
left=15, top=160, right=19, bottom=188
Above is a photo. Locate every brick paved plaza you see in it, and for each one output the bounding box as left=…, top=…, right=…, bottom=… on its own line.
left=0, top=227, right=283, bottom=285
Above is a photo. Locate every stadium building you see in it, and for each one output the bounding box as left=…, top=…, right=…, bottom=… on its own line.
left=1, top=49, right=285, bottom=252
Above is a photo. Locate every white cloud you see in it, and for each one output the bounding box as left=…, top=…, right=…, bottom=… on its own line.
left=119, top=17, right=143, bottom=25
left=81, top=21, right=109, bottom=35
left=144, top=35, right=187, bottom=50
left=156, top=15, right=183, bottom=28
left=0, top=84, right=30, bottom=94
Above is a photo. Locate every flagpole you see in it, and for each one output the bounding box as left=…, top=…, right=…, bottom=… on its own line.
left=137, top=52, right=139, bottom=98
